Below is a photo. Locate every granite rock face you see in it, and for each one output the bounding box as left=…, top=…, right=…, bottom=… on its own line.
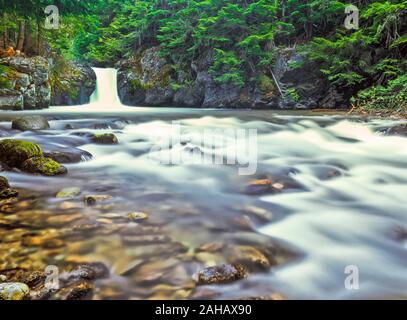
left=50, top=61, right=96, bottom=106
left=0, top=56, right=51, bottom=110
left=117, top=47, right=346, bottom=109
left=0, top=56, right=96, bottom=110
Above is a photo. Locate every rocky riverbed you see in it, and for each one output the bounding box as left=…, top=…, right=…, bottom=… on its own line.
left=0, top=111, right=406, bottom=300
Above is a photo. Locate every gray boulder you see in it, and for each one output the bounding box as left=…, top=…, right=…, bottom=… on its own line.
left=50, top=62, right=96, bottom=106
left=12, top=115, right=50, bottom=131
left=0, top=89, right=23, bottom=110
left=0, top=56, right=51, bottom=110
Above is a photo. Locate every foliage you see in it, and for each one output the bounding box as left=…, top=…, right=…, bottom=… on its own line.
left=1, top=0, right=406, bottom=109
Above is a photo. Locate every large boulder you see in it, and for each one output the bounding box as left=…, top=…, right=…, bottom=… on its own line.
left=21, top=157, right=67, bottom=176
left=0, top=139, right=43, bottom=167
left=0, top=56, right=51, bottom=110
left=51, top=61, right=96, bottom=106
left=11, top=115, right=50, bottom=131
left=0, top=89, right=23, bottom=110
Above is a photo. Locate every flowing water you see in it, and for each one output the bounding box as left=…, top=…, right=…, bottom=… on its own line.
left=0, top=69, right=406, bottom=300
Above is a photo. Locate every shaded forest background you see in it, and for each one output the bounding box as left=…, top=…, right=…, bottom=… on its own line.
left=0, top=0, right=406, bottom=110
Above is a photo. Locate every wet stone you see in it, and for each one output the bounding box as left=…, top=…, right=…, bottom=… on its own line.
left=128, top=211, right=149, bottom=222
left=60, top=262, right=110, bottom=283
left=122, top=234, right=170, bottom=245
left=384, top=123, right=407, bottom=136
left=0, top=176, right=10, bottom=189
left=0, top=282, right=30, bottom=300
left=51, top=281, right=93, bottom=300
left=227, top=245, right=271, bottom=271
left=0, top=188, right=18, bottom=199
left=91, top=133, right=119, bottom=145
left=197, top=242, right=225, bottom=253
left=0, top=269, right=46, bottom=287
left=11, top=115, right=50, bottom=131
left=193, top=264, right=248, bottom=285
left=84, top=195, right=113, bottom=206
left=21, top=157, right=67, bottom=176
left=44, top=149, right=92, bottom=164
left=0, top=139, right=43, bottom=168
left=56, top=187, right=81, bottom=199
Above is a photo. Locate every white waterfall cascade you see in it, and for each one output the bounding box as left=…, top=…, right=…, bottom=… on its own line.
left=88, top=68, right=125, bottom=110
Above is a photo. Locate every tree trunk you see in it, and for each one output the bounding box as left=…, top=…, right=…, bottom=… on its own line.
left=37, top=19, right=42, bottom=55
left=24, top=23, right=34, bottom=55
left=1, top=29, right=6, bottom=49
left=1, top=13, right=7, bottom=49
left=16, top=20, right=25, bottom=51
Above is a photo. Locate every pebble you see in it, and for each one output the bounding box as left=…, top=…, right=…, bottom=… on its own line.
left=128, top=212, right=149, bottom=222
left=0, top=282, right=30, bottom=300
left=193, top=264, right=247, bottom=285
left=56, top=187, right=81, bottom=199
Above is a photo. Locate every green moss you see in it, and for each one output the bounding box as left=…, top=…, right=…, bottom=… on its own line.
left=0, top=176, right=10, bottom=190
left=128, top=79, right=150, bottom=93
left=287, top=60, right=304, bottom=69
left=258, top=74, right=275, bottom=93
left=91, top=133, right=119, bottom=145
left=49, top=54, right=81, bottom=100
left=0, top=65, right=15, bottom=89
left=0, top=139, right=43, bottom=167
left=286, top=87, right=300, bottom=102
left=21, top=157, right=67, bottom=176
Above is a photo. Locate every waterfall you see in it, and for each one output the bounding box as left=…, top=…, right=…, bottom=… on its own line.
left=88, top=68, right=123, bottom=109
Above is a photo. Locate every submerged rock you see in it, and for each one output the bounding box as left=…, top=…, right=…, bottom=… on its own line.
left=385, top=123, right=407, bottom=136
left=60, top=263, right=109, bottom=283
left=0, top=176, right=10, bottom=189
left=128, top=212, right=149, bottom=222
left=11, top=115, right=50, bottom=131
left=52, top=281, right=93, bottom=300
left=56, top=187, right=81, bottom=199
left=21, top=157, right=67, bottom=176
left=84, top=195, right=113, bottom=206
left=193, top=264, right=247, bottom=285
left=228, top=245, right=271, bottom=271
left=0, top=139, right=43, bottom=167
left=0, top=269, right=46, bottom=288
left=91, top=133, right=119, bottom=145
left=0, top=188, right=18, bottom=199
left=0, top=282, right=30, bottom=300
left=44, top=148, right=92, bottom=164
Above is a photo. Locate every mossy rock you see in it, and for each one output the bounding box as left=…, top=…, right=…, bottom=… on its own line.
left=0, top=176, right=10, bottom=190
left=21, top=157, right=67, bottom=176
left=0, top=282, right=30, bottom=300
left=91, top=133, right=119, bottom=145
left=0, top=139, right=43, bottom=167
left=56, top=187, right=81, bottom=198
left=193, top=264, right=248, bottom=285
left=0, top=188, right=18, bottom=199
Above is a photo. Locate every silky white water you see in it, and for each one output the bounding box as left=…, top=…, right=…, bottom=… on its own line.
left=89, top=68, right=123, bottom=109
